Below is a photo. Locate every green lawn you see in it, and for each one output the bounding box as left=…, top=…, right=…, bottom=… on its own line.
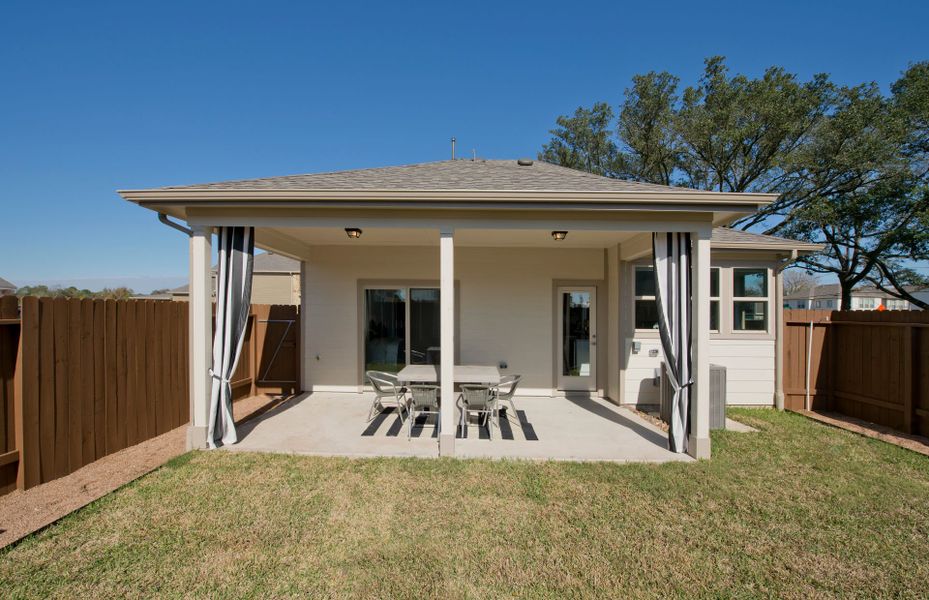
left=2, top=410, right=929, bottom=599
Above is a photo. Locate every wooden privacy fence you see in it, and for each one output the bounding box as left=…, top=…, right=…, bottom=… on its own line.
left=783, top=309, right=929, bottom=436
left=0, top=297, right=300, bottom=495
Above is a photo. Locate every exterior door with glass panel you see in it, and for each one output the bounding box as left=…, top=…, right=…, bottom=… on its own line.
left=557, top=287, right=596, bottom=391
left=364, top=287, right=441, bottom=374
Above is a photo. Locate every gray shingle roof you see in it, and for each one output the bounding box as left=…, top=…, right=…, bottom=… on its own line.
left=251, top=252, right=300, bottom=273
left=156, top=159, right=683, bottom=193
left=711, top=228, right=822, bottom=251
left=0, top=277, right=15, bottom=290
left=783, top=284, right=890, bottom=300
left=171, top=252, right=299, bottom=294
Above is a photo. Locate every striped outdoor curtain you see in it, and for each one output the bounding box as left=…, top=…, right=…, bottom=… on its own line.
left=208, top=226, right=255, bottom=448
left=653, top=232, right=693, bottom=453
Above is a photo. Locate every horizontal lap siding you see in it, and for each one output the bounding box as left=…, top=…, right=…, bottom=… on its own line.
left=623, top=337, right=775, bottom=406
left=303, top=246, right=604, bottom=393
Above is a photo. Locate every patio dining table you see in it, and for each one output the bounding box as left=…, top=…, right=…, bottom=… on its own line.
left=395, top=364, right=501, bottom=386
left=396, top=365, right=501, bottom=434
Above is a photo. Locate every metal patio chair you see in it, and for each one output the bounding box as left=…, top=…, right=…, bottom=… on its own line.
left=493, top=374, right=522, bottom=421
left=408, top=384, right=441, bottom=439
left=366, top=370, right=408, bottom=424
left=459, top=384, right=498, bottom=439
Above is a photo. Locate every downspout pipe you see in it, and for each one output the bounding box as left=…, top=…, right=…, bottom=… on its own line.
left=774, top=249, right=798, bottom=410
left=158, top=213, right=193, bottom=237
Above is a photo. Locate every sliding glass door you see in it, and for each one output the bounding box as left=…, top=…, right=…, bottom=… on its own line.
left=364, top=289, right=406, bottom=373
left=364, top=287, right=440, bottom=373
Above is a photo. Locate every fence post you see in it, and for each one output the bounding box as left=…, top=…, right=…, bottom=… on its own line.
left=903, top=324, right=914, bottom=434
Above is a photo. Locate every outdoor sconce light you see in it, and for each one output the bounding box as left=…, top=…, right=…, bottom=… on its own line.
left=551, top=231, right=568, bottom=241
left=345, top=228, right=363, bottom=239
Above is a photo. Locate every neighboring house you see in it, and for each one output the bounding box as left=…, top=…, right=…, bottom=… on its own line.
left=784, top=283, right=919, bottom=311
left=0, top=277, right=15, bottom=296
left=170, top=251, right=301, bottom=305
left=120, top=158, right=820, bottom=458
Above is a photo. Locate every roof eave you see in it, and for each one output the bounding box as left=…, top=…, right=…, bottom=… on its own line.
left=118, top=188, right=779, bottom=206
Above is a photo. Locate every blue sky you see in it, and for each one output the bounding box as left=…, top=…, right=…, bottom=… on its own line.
left=2, top=1, right=927, bottom=292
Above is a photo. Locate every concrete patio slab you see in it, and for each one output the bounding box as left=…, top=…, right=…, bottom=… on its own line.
left=225, top=392, right=692, bottom=463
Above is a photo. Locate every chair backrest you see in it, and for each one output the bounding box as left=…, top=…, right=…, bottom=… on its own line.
left=461, top=384, right=493, bottom=409
left=410, top=385, right=440, bottom=409
left=366, top=370, right=398, bottom=394
left=496, top=375, right=521, bottom=399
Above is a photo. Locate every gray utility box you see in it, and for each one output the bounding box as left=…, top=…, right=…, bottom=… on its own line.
left=660, top=362, right=727, bottom=430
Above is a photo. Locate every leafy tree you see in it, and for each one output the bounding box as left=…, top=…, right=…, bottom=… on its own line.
left=15, top=284, right=136, bottom=300
left=538, top=57, right=929, bottom=310
left=614, top=71, right=680, bottom=185
left=539, top=102, right=617, bottom=176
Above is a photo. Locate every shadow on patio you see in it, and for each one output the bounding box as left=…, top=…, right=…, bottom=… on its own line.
left=224, top=392, right=691, bottom=463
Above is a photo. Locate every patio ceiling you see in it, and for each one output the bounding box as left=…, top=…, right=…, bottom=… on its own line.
left=255, top=226, right=643, bottom=251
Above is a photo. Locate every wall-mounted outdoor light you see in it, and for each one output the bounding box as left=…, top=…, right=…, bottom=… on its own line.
left=345, top=228, right=363, bottom=239
left=551, top=231, right=568, bottom=241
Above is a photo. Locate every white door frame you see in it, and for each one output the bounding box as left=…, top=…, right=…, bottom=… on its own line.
left=557, top=286, right=597, bottom=391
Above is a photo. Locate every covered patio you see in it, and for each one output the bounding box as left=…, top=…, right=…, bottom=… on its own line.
left=120, top=158, right=778, bottom=461
left=226, top=391, right=691, bottom=463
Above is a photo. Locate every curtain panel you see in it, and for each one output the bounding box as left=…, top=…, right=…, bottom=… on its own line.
left=208, top=226, right=255, bottom=448
left=652, top=232, right=693, bottom=453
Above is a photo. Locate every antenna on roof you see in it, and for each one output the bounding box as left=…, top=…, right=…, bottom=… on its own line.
left=451, top=137, right=456, bottom=160
left=472, top=149, right=476, bottom=161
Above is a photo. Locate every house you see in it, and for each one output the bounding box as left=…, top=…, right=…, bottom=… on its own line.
left=0, top=277, right=15, bottom=296
left=170, top=251, right=301, bottom=305
left=119, top=158, right=820, bottom=459
left=784, top=283, right=916, bottom=311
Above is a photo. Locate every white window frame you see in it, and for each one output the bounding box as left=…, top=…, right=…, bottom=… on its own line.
left=710, top=267, right=720, bottom=333
left=633, top=265, right=659, bottom=333
left=731, top=267, right=771, bottom=333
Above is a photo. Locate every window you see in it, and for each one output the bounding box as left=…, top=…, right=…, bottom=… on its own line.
left=634, top=266, right=659, bottom=329
left=364, top=287, right=441, bottom=373
left=733, top=268, right=768, bottom=331
left=858, top=297, right=876, bottom=309
left=710, top=268, right=720, bottom=332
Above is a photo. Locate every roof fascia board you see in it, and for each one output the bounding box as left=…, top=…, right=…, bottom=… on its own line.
left=119, top=188, right=778, bottom=206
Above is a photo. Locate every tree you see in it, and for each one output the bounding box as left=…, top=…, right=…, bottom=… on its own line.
left=15, top=284, right=137, bottom=300
left=538, top=57, right=929, bottom=310
left=614, top=71, right=681, bottom=185
left=782, top=270, right=817, bottom=296
left=778, top=65, right=929, bottom=309
left=539, top=103, right=617, bottom=176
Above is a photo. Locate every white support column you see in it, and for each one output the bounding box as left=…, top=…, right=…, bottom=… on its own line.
left=606, top=245, right=621, bottom=403
left=439, top=228, right=456, bottom=456
left=187, top=225, right=213, bottom=450
left=774, top=265, right=786, bottom=410
left=689, top=229, right=711, bottom=458
left=300, top=258, right=310, bottom=393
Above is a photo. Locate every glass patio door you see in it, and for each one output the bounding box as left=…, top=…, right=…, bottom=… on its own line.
left=364, top=287, right=440, bottom=373
left=557, top=287, right=597, bottom=391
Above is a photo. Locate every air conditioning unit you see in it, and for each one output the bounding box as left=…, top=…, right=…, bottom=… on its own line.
left=660, top=362, right=727, bottom=430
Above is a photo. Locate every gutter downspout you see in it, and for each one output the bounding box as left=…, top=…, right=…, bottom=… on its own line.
left=774, top=249, right=798, bottom=411
left=158, top=213, right=193, bottom=237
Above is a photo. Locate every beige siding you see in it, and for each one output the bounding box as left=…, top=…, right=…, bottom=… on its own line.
left=622, top=337, right=776, bottom=407
left=251, top=273, right=297, bottom=305
left=302, top=245, right=604, bottom=394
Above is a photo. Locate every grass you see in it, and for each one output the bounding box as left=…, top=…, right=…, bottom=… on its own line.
left=2, top=409, right=929, bottom=599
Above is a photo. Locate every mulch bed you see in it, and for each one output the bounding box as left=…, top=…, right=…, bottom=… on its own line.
left=0, top=394, right=291, bottom=549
